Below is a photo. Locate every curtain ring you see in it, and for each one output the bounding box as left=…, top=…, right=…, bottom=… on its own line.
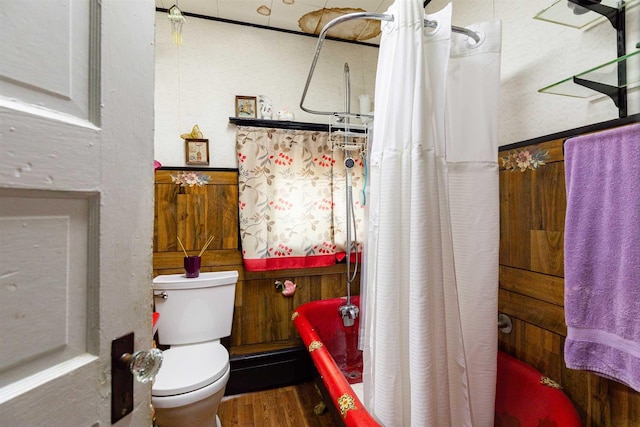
left=466, top=29, right=485, bottom=48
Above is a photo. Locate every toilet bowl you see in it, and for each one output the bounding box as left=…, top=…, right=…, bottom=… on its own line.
left=152, top=342, right=229, bottom=427
left=152, top=271, right=238, bottom=427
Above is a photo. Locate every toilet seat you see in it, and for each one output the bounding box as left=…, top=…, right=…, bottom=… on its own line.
left=152, top=342, right=229, bottom=397
left=151, top=365, right=229, bottom=410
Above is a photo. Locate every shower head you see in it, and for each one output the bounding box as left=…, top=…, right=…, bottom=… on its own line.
left=344, top=63, right=350, bottom=73
left=345, top=157, right=355, bottom=169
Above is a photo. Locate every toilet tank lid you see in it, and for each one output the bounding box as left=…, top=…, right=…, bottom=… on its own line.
left=153, top=271, right=239, bottom=290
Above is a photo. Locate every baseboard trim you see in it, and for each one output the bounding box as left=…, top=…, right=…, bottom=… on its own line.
left=225, top=346, right=314, bottom=396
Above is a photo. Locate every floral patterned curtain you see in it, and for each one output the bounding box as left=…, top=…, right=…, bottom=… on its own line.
left=236, top=127, right=366, bottom=271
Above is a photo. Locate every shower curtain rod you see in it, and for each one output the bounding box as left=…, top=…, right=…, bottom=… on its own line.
left=300, top=12, right=481, bottom=116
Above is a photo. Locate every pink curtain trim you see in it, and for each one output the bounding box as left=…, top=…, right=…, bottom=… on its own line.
left=243, top=254, right=336, bottom=272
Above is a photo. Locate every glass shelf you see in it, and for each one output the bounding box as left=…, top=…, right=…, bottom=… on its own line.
left=534, top=0, right=637, bottom=29
left=539, top=50, right=639, bottom=97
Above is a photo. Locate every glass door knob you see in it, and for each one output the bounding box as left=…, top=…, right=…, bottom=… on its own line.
left=120, top=348, right=163, bottom=383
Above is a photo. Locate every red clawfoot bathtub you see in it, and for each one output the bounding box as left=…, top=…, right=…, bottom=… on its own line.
left=292, top=296, right=582, bottom=427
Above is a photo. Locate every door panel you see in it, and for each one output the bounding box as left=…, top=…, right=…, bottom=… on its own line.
left=0, top=192, right=95, bottom=386
left=0, top=0, right=155, bottom=425
left=0, top=0, right=95, bottom=120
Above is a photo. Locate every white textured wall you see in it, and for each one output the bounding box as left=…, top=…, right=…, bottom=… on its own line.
left=154, top=13, right=378, bottom=168
left=430, top=0, right=639, bottom=146
left=155, top=1, right=639, bottom=167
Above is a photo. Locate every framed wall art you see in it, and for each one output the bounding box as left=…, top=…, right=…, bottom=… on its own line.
left=185, top=138, right=209, bottom=165
left=235, top=96, right=257, bottom=118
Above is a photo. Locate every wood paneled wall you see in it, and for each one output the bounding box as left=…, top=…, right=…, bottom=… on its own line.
left=499, top=139, right=640, bottom=426
left=154, top=170, right=242, bottom=271
left=153, top=169, right=359, bottom=355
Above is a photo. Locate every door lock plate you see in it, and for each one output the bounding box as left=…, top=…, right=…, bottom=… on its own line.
left=111, top=332, right=134, bottom=424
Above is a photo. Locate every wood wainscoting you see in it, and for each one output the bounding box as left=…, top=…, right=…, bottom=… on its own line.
left=153, top=168, right=360, bottom=393
left=154, top=169, right=241, bottom=272
left=499, top=138, right=640, bottom=426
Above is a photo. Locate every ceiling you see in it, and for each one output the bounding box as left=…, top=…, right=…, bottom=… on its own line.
left=155, top=0, right=397, bottom=44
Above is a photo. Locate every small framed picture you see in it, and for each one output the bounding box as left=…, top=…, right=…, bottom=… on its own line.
left=235, top=96, right=257, bottom=118
left=185, top=139, right=209, bottom=165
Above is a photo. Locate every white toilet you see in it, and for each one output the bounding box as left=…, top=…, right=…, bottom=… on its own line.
left=152, top=270, right=238, bottom=427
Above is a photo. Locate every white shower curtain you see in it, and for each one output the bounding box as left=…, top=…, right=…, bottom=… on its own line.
left=362, top=1, right=501, bottom=426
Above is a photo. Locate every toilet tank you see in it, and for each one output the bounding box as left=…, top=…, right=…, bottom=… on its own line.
left=153, top=271, right=238, bottom=346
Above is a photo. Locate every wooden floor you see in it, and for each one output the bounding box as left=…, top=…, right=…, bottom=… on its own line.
left=218, top=382, right=339, bottom=427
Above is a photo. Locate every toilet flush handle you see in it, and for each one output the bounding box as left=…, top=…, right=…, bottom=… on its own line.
left=154, top=291, right=168, bottom=300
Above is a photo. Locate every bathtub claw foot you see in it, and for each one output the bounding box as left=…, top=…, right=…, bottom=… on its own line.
left=314, top=401, right=327, bottom=415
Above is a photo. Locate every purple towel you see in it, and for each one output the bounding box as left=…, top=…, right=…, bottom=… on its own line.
left=564, top=122, right=640, bottom=392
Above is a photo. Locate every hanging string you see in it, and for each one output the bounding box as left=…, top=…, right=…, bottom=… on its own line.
left=167, top=4, right=184, bottom=143
left=177, top=30, right=183, bottom=142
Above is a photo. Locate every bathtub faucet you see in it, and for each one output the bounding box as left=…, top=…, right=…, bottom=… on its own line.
left=339, top=303, right=359, bottom=327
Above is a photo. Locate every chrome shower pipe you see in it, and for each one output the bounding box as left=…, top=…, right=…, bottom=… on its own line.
left=300, top=13, right=388, bottom=116
left=339, top=62, right=360, bottom=327
left=299, top=12, right=480, bottom=116
left=343, top=61, right=354, bottom=307
left=344, top=63, right=350, bottom=114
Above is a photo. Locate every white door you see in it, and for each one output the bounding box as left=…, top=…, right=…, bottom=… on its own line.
left=0, top=1, right=156, bottom=425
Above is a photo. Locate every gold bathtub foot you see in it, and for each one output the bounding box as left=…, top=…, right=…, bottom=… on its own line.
left=314, top=401, right=327, bottom=415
